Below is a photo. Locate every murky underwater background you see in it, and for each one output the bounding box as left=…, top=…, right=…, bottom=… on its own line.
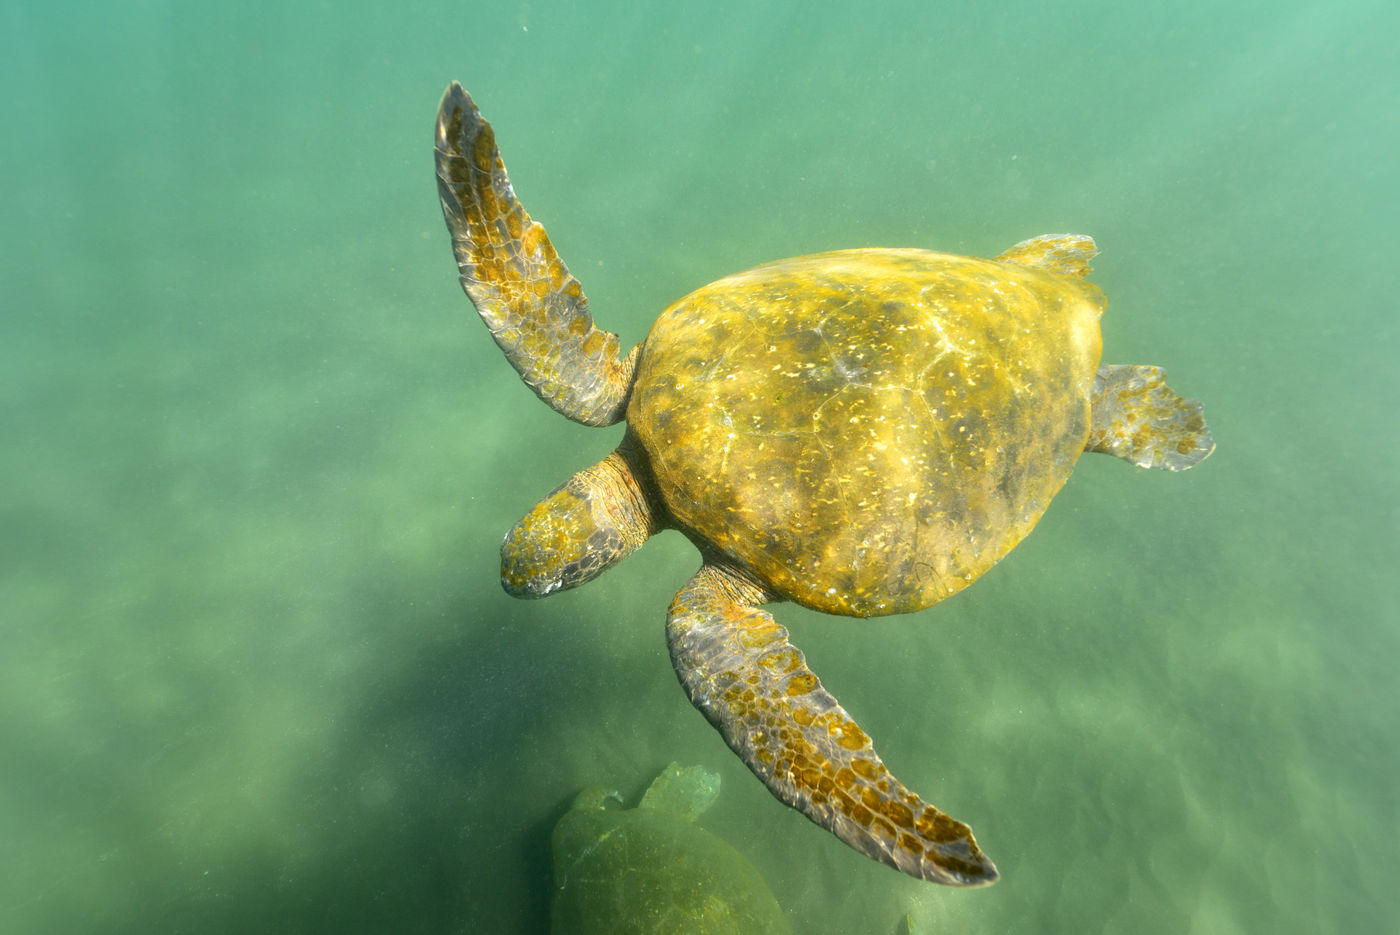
left=3, top=1, right=1395, bottom=932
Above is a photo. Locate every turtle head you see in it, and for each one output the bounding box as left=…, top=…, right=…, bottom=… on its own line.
left=500, top=448, right=658, bottom=598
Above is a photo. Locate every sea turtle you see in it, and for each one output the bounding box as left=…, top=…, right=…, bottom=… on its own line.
left=551, top=763, right=792, bottom=935
left=433, top=84, right=1213, bottom=887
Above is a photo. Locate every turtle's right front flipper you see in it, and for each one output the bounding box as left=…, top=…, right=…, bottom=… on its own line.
left=666, top=562, right=998, bottom=887
left=434, top=84, right=637, bottom=426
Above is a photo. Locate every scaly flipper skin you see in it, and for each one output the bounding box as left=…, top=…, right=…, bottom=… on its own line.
left=994, top=233, right=1099, bottom=278
left=667, top=561, right=998, bottom=886
left=1087, top=364, right=1214, bottom=471
left=502, top=442, right=658, bottom=597
left=434, top=83, right=638, bottom=426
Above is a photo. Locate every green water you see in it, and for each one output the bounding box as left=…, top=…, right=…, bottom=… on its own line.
left=3, top=1, right=1395, bottom=932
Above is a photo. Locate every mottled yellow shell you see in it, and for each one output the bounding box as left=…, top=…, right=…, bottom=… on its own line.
left=629, top=248, right=1104, bottom=617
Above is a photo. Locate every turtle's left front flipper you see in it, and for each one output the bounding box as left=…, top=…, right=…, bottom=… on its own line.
left=434, top=83, right=637, bottom=426
left=666, top=562, right=998, bottom=887
left=1087, top=364, right=1214, bottom=471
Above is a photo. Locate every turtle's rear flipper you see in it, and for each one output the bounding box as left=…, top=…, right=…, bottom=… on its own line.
left=1086, top=364, right=1214, bottom=471
left=666, top=561, right=999, bottom=887
left=434, top=83, right=637, bottom=427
